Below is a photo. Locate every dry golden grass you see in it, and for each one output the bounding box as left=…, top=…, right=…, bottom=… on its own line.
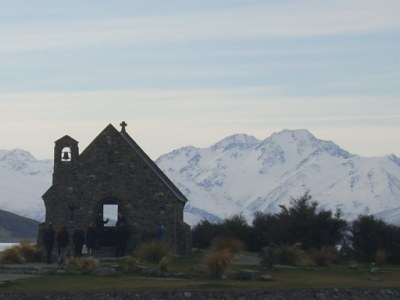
left=0, top=241, right=41, bottom=264
left=65, top=257, right=100, bottom=273
left=134, top=241, right=173, bottom=264
left=203, top=248, right=233, bottom=278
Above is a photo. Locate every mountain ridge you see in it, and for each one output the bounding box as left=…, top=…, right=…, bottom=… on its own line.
left=156, top=129, right=400, bottom=225
left=1, top=130, right=400, bottom=227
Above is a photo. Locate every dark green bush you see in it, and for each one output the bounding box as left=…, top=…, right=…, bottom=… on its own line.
left=350, top=215, right=400, bottom=263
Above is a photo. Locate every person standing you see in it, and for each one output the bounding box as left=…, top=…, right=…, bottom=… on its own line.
left=116, top=212, right=126, bottom=227
left=43, top=222, right=55, bottom=264
left=156, top=224, right=166, bottom=240
left=115, top=221, right=129, bottom=257
left=85, top=222, right=97, bottom=256
left=95, top=213, right=109, bottom=249
left=73, top=225, right=85, bottom=257
left=57, top=226, right=69, bottom=265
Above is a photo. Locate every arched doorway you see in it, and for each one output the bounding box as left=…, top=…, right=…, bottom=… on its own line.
left=97, top=199, right=121, bottom=247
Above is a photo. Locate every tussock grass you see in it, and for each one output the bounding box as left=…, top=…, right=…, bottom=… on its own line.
left=203, top=248, right=233, bottom=278
left=65, top=257, right=100, bottom=273
left=260, top=243, right=314, bottom=268
left=309, top=247, right=337, bottom=266
left=0, top=241, right=41, bottom=264
left=134, top=241, right=173, bottom=264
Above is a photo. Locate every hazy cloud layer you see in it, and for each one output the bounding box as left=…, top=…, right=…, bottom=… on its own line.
left=0, top=1, right=399, bottom=159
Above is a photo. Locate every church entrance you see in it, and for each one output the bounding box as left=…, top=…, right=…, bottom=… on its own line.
left=100, top=203, right=119, bottom=247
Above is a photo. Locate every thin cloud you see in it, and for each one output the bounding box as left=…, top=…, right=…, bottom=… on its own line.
left=1, top=1, right=399, bottom=53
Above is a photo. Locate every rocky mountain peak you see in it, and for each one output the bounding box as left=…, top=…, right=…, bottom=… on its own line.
left=0, top=149, right=38, bottom=171
left=210, top=133, right=260, bottom=152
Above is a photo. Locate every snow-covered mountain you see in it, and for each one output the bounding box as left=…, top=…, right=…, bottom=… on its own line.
left=156, top=129, right=400, bottom=226
left=1, top=129, right=400, bottom=227
left=0, top=149, right=52, bottom=221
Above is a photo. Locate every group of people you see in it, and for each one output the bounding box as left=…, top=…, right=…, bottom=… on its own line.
left=42, top=213, right=130, bottom=265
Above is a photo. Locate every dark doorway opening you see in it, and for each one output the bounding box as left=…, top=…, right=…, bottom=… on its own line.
left=102, top=204, right=118, bottom=247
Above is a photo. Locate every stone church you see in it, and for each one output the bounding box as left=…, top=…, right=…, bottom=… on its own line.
left=40, top=122, right=191, bottom=255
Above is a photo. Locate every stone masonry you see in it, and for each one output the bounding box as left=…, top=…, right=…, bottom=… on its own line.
left=38, top=122, right=191, bottom=255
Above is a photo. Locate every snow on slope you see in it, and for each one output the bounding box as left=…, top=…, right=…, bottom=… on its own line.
left=1, top=129, right=400, bottom=227
left=0, top=149, right=52, bottom=221
left=156, top=129, right=400, bottom=225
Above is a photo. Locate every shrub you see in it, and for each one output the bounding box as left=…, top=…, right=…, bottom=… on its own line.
left=259, top=245, right=275, bottom=269
left=309, top=247, right=336, bottom=266
left=66, top=257, right=82, bottom=268
left=65, top=257, right=100, bottom=273
left=375, top=249, right=388, bottom=265
left=17, top=241, right=42, bottom=262
left=259, top=243, right=313, bottom=268
left=135, top=241, right=173, bottom=264
left=124, top=256, right=140, bottom=267
left=222, top=214, right=259, bottom=251
left=0, top=246, right=26, bottom=264
left=191, top=219, right=225, bottom=249
left=120, top=256, right=141, bottom=274
left=211, top=236, right=244, bottom=254
left=257, top=193, right=347, bottom=251
left=80, top=257, right=100, bottom=272
left=203, top=248, right=233, bottom=278
left=158, top=255, right=172, bottom=273
left=0, top=242, right=42, bottom=264
left=350, top=215, right=400, bottom=263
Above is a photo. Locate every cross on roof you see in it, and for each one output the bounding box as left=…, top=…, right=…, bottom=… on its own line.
left=120, top=121, right=127, bottom=132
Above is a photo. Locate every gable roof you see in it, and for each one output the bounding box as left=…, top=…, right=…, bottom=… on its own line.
left=55, top=135, right=79, bottom=144
left=81, top=123, right=188, bottom=204
left=118, top=126, right=188, bottom=204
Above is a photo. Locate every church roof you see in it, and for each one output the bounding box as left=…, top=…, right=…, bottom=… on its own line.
left=118, top=125, right=188, bottom=203
left=54, top=135, right=79, bottom=144
left=82, top=123, right=188, bottom=204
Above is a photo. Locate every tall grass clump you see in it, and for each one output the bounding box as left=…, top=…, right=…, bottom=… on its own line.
left=121, top=256, right=141, bottom=273
left=0, top=241, right=42, bottom=264
left=18, top=241, right=42, bottom=262
left=260, top=243, right=313, bottom=268
left=0, top=246, right=26, bottom=264
left=203, top=248, right=233, bottom=279
left=158, top=255, right=172, bottom=273
left=135, top=241, right=173, bottom=264
left=65, top=257, right=100, bottom=273
left=309, top=247, right=336, bottom=266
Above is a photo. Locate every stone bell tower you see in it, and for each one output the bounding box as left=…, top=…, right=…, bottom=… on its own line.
left=53, top=135, right=79, bottom=185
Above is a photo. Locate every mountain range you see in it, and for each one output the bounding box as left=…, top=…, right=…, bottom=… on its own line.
left=1, top=129, right=400, bottom=227
left=155, top=129, right=400, bottom=225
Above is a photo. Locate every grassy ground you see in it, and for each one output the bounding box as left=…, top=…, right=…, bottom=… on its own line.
left=1, top=252, right=400, bottom=293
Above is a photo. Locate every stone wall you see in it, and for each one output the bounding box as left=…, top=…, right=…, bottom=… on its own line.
left=41, top=124, right=191, bottom=255
left=0, top=288, right=399, bottom=300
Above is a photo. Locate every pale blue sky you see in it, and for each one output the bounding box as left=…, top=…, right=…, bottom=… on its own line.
left=0, top=0, right=399, bottom=159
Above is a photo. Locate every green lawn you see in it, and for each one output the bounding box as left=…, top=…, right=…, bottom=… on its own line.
left=2, top=264, right=400, bottom=293
left=1, top=251, right=400, bottom=293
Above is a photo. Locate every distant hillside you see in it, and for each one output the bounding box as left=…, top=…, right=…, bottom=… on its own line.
left=0, top=209, right=39, bottom=242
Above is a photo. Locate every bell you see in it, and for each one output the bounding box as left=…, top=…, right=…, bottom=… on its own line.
left=62, top=151, right=70, bottom=160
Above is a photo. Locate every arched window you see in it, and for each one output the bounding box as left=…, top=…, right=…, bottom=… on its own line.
left=61, top=147, right=72, bottom=162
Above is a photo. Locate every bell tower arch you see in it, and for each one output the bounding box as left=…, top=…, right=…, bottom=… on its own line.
left=53, top=135, right=79, bottom=184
